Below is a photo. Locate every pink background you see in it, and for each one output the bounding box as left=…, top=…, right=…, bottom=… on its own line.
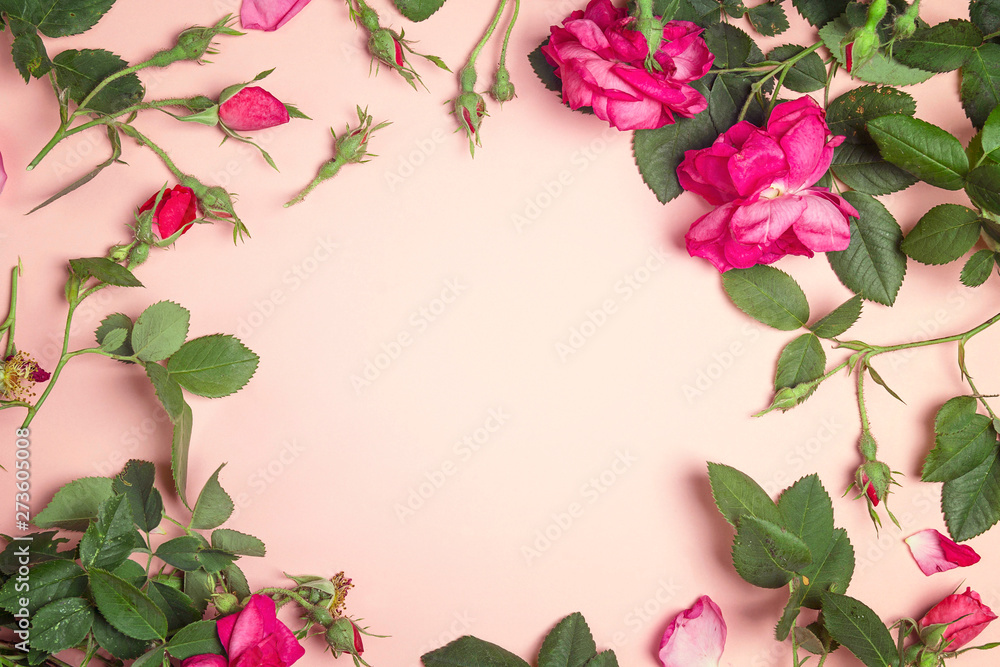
left=3, top=1, right=1000, bottom=665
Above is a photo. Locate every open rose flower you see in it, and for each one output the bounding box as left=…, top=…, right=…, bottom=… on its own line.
left=181, top=594, right=305, bottom=667
left=906, top=529, right=981, bottom=576
left=241, top=0, right=311, bottom=31
left=139, top=185, right=198, bottom=238
left=542, top=0, right=713, bottom=130
left=678, top=97, right=856, bottom=272
left=920, top=587, right=997, bottom=651
left=220, top=86, right=291, bottom=132
left=659, top=595, right=726, bottom=667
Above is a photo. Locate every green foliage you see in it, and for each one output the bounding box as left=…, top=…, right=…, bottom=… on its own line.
left=171, top=401, right=194, bottom=507
left=0, top=0, right=115, bottom=37
left=146, top=581, right=201, bottom=633
left=790, top=0, right=850, bottom=27
left=632, top=102, right=717, bottom=203
left=821, top=593, right=899, bottom=667
left=190, top=465, right=234, bottom=530
left=30, top=597, right=94, bottom=653
left=732, top=516, right=812, bottom=588
left=867, top=115, right=969, bottom=190
left=708, top=462, right=783, bottom=527
left=131, top=301, right=190, bottom=363
left=922, top=410, right=996, bottom=483
left=965, top=163, right=1000, bottom=214
left=392, top=0, right=447, bottom=21
left=774, top=334, right=826, bottom=391
left=799, top=529, right=855, bottom=610
left=961, top=249, right=999, bottom=287
left=827, top=86, right=916, bottom=144
left=767, top=45, right=825, bottom=92
left=537, top=612, right=597, bottom=667
left=113, top=460, right=163, bottom=533
left=901, top=204, right=982, bottom=265
left=95, top=313, right=135, bottom=357
left=0, top=560, right=87, bottom=615
left=165, top=620, right=225, bottom=660
left=960, top=43, right=1000, bottom=128
left=722, top=265, right=809, bottom=331
left=971, top=0, right=1000, bottom=36
left=820, top=12, right=933, bottom=86
left=88, top=568, right=167, bottom=641
left=145, top=362, right=185, bottom=422
left=33, top=477, right=115, bottom=531
left=809, top=296, right=863, bottom=339
left=893, top=20, right=984, bottom=72
left=79, top=495, right=136, bottom=571
left=943, top=447, right=1000, bottom=540
left=53, top=49, right=144, bottom=115
left=68, top=257, right=142, bottom=288
left=211, top=529, right=266, bottom=557
left=746, top=2, right=788, bottom=36
left=827, top=192, right=906, bottom=306
left=166, top=334, right=259, bottom=398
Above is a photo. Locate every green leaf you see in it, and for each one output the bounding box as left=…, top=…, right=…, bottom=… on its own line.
left=775, top=587, right=806, bottom=641
left=893, top=20, right=984, bottom=72
left=421, top=636, right=531, bottom=667
left=708, top=462, right=782, bottom=527
left=155, top=536, right=203, bottom=571
left=943, top=447, right=1000, bottom=541
left=95, top=313, right=134, bottom=357
left=746, top=2, right=788, bottom=36
left=774, top=334, right=826, bottom=391
left=212, top=529, right=266, bottom=557
left=767, top=45, right=826, bottom=92
left=632, top=108, right=717, bottom=203
left=53, top=49, right=144, bottom=115
left=820, top=13, right=933, bottom=86
left=794, top=626, right=828, bottom=655
left=392, top=0, right=446, bottom=21
left=703, top=23, right=751, bottom=68
left=79, top=495, right=135, bottom=571
left=0, top=560, right=87, bottom=615
left=810, top=296, right=863, bottom=339
left=538, top=612, right=597, bottom=667
left=100, top=327, right=127, bottom=352
left=722, top=265, right=809, bottom=331
left=223, top=563, right=252, bottom=600
left=922, top=414, right=997, bottom=482
left=34, top=477, right=115, bottom=531
left=827, top=192, right=905, bottom=306
left=112, top=460, right=163, bottom=533
left=972, top=0, right=1000, bottom=36
left=965, top=164, right=1000, bottom=214
left=92, top=612, right=149, bottom=660
left=866, top=364, right=904, bottom=403
left=708, top=74, right=758, bottom=133
left=30, top=598, right=93, bottom=653
left=961, top=249, right=997, bottom=287
left=732, top=516, right=812, bottom=588
left=196, top=549, right=236, bottom=574
left=583, top=651, right=619, bottom=667
left=89, top=568, right=167, bottom=641
left=147, top=581, right=200, bottom=633
left=171, top=400, right=193, bottom=507
left=790, top=0, right=849, bottom=27
left=936, top=396, right=981, bottom=434
left=982, top=106, right=1000, bottom=156
left=777, top=475, right=834, bottom=562
left=831, top=142, right=918, bottom=195
left=68, top=257, right=142, bottom=288
left=867, top=115, right=969, bottom=190
left=191, top=464, right=234, bottom=530
left=800, top=528, right=855, bottom=609
left=112, top=559, right=146, bottom=589
left=0, top=0, right=115, bottom=37
left=529, top=40, right=560, bottom=96
left=145, top=362, right=184, bottom=422
left=166, top=334, right=259, bottom=398
left=822, top=593, right=898, bottom=666
left=901, top=204, right=982, bottom=265
left=166, top=620, right=225, bottom=660
left=131, top=647, right=166, bottom=667
left=130, top=301, right=190, bottom=363
left=827, top=85, right=916, bottom=144
left=960, top=44, right=1000, bottom=128
left=10, top=21, right=52, bottom=81
left=0, top=531, right=71, bottom=574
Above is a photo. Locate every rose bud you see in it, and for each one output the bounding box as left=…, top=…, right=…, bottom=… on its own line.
left=920, top=587, right=997, bottom=651
left=489, top=65, right=516, bottom=105
left=349, top=0, right=449, bottom=90
left=454, top=91, right=487, bottom=156
left=659, top=595, right=726, bottom=667
left=138, top=185, right=198, bottom=239
left=325, top=618, right=364, bottom=658
left=241, top=0, right=312, bottom=31
left=149, top=15, right=243, bottom=67
left=906, top=529, right=982, bottom=576
left=1, top=351, right=50, bottom=401
left=219, top=86, right=291, bottom=132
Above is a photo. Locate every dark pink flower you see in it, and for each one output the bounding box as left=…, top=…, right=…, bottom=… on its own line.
left=659, top=595, right=726, bottom=667
left=139, top=185, right=198, bottom=238
left=219, top=87, right=291, bottom=132
left=920, top=587, right=997, bottom=650
left=181, top=595, right=305, bottom=667
left=241, top=0, right=311, bottom=31
left=906, top=529, right=981, bottom=576
left=678, top=97, right=856, bottom=272
left=542, top=0, right=713, bottom=131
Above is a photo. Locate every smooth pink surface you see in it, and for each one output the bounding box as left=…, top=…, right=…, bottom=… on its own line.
left=241, top=0, right=312, bottom=32
left=2, top=3, right=1000, bottom=667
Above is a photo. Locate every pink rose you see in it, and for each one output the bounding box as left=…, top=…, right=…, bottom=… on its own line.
left=542, top=0, right=713, bottom=130
left=241, top=0, right=311, bottom=31
left=677, top=97, right=857, bottom=272
left=906, top=529, right=981, bottom=576
left=920, top=587, right=997, bottom=650
left=181, top=595, right=305, bottom=667
left=138, top=185, right=198, bottom=238
left=219, top=87, right=291, bottom=132
left=659, top=595, right=726, bottom=667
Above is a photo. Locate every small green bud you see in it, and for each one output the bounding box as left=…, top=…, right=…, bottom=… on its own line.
left=311, top=607, right=334, bottom=627
left=918, top=651, right=938, bottom=667
left=489, top=66, right=516, bottom=104
left=359, top=6, right=380, bottom=33
left=865, top=0, right=889, bottom=29
left=369, top=29, right=403, bottom=68
left=108, top=244, right=131, bottom=262
left=894, top=13, right=917, bottom=39
left=459, top=66, right=478, bottom=93
left=859, top=431, right=878, bottom=460
left=127, top=244, right=150, bottom=269
left=843, top=27, right=878, bottom=74
left=147, top=15, right=242, bottom=67
left=755, top=382, right=815, bottom=415
left=326, top=618, right=364, bottom=657
left=213, top=593, right=239, bottom=614
left=920, top=621, right=950, bottom=649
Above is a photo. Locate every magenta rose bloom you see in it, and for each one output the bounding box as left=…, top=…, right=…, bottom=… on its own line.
left=677, top=97, right=857, bottom=272
left=139, top=185, right=198, bottom=239
left=920, top=587, right=997, bottom=650
left=241, top=0, right=311, bottom=31
left=542, top=0, right=713, bottom=131
left=219, top=86, right=291, bottom=132
left=181, top=595, right=305, bottom=667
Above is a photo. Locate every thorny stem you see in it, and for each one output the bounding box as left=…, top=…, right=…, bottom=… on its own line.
left=498, top=0, right=520, bottom=70
left=19, top=298, right=79, bottom=429
left=466, top=0, right=510, bottom=72
left=115, top=123, right=186, bottom=180
left=2, top=266, right=20, bottom=357
left=734, top=42, right=824, bottom=122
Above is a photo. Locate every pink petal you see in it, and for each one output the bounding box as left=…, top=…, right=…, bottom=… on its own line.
left=240, top=0, right=311, bottom=31
left=788, top=192, right=852, bottom=251
left=921, top=587, right=997, bottom=650
left=0, top=150, right=6, bottom=196
left=219, top=87, right=291, bottom=132
left=225, top=595, right=275, bottom=659
left=659, top=595, right=726, bottom=667
left=906, top=529, right=982, bottom=575
left=181, top=656, right=228, bottom=667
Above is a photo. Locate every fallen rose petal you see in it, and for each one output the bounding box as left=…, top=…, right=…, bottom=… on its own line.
left=906, top=529, right=981, bottom=576
left=241, top=0, right=311, bottom=31
left=659, top=595, right=726, bottom=667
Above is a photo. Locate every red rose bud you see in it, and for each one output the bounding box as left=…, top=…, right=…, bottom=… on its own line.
left=1, top=352, right=50, bottom=401
left=219, top=86, right=291, bottom=131
left=349, top=0, right=450, bottom=90
left=857, top=461, right=890, bottom=507
left=149, top=15, right=243, bottom=67
left=455, top=91, right=487, bottom=157
left=325, top=618, right=364, bottom=657
left=920, top=587, right=997, bottom=651
left=842, top=27, right=877, bottom=74
left=139, top=185, right=198, bottom=239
